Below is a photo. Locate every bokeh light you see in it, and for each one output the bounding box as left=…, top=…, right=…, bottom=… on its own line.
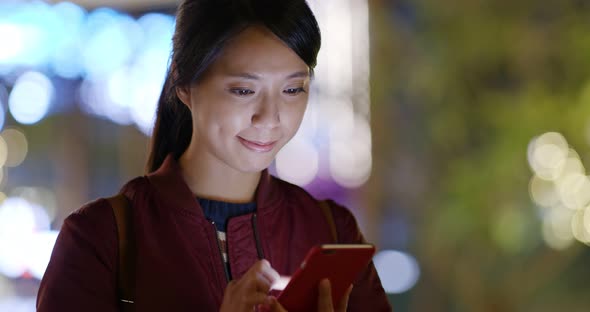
left=528, top=131, right=590, bottom=249
left=306, top=0, right=373, bottom=188
left=542, top=217, right=574, bottom=250
left=0, top=1, right=60, bottom=69
left=0, top=136, right=7, bottom=168
left=49, top=1, right=87, bottom=78
left=75, top=11, right=173, bottom=135
left=26, top=231, right=59, bottom=280
left=0, top=197, right=51, bottom=279
left=0, top=84, right=7, bottom=131
left=373, top=250, right=420, bottom=294
left=11, top=187, right=58, bottom=223
left=571, top=209, right=590, bottom=244
left=527, top=132, right=569, bottom=181
left=529, top=175, right=560, bottom=208
left=542, top=206, right=575, bottom=250
left=555, top=153, right=585, bottom=183
left=328, top=119, right=372, bottom=188
left=0, top=23, right=25, bottom=65
left=1, top=128, right=28, bottom=167
left=276, top=136, right=319, bottom=186
left=0, top=297, right=36, bottom=312
left=8, top=71, right=54, bottom=125
left=556, top=173, right=590, bottom=210
left=82, top=8, right=139, bottom=78
left=583, top=205, right=590, bottom=241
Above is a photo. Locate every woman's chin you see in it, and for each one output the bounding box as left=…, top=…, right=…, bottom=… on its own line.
left=235, top=156, right=274, bottom=173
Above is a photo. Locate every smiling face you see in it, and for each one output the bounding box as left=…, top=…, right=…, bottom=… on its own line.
left=177, top=25, right=311, bottom=174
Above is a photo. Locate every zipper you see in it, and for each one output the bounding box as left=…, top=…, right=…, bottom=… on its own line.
left=251, top=213, right=265, bottom=259
left=210, top=220, right=231, bottom=283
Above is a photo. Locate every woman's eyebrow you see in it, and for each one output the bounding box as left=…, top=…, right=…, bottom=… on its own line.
left=285, top=71, right=310, bottom=79
left=225, top=71, right=309, bottom=80
left=227, top=73, right=260, bottom=80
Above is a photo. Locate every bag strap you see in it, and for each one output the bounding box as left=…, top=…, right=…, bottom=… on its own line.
left=319, top=200, right=338, bottom=243
left=106, top=194, right=135, bottom=309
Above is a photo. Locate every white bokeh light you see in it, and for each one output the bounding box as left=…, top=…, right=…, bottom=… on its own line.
left=82, top=8, right=140, bottom=78
left=527, top=132, right=570, bottom=181
left=0, top=297, right=36, bottom=312
left=8, top=71, right=54, bottom=125
left=128, top=66, right=162, bottom=135
left=0, top=236, right=27, bottom=279
left=0, top=197, right=51, bottom=279
left=307, top=0, right=373, bottom=188
left=373, top=250, right=420, bottom=294
left=0, top=24, right=26, bottom=65
left=78, top=11, right=173, bottom=134
left=276, top=136, right=319, bottom=186
left=529, top=175, right=560, bottom=208
left=26, top=230, right=59, bottom=280
left=542, top=206, right=575, bottom=250
left=556, top=173, right=590, bottom=210
left=50, top=1, right=87, bottom=78
left=0, top=1, right=60, bottom=69
left=329, top=116, right=372, bottom=188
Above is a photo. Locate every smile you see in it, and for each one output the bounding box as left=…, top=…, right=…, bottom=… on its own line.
left=238, top=137, right=278, bottom=153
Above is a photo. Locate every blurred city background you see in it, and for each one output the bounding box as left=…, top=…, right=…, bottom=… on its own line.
left=1, top=0, right=590, bottom=311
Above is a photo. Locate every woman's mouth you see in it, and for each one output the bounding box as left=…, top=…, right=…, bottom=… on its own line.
left=238, top=137, right=278, bottom=153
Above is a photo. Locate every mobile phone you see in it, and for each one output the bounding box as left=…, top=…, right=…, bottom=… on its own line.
left=276, top=244, right=376, bottom=312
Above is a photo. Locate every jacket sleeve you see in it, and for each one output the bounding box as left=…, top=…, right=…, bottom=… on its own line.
left=37, top=199, right=119, bottom=312
left=327, top=200, right=393, bottom=312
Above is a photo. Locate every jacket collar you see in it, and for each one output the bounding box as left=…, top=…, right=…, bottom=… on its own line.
left=146, top=154, right=282, bottom=218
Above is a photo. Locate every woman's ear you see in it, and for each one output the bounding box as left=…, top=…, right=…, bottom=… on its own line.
left=171, top=61, right=192, bottom=110
left=176, top=85, right=192, bottom=110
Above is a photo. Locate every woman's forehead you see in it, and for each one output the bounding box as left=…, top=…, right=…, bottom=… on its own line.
left=209, top=25, right=309, bottom=78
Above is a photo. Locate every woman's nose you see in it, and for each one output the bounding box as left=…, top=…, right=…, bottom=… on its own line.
left=251, top=95, right=280, bottom=129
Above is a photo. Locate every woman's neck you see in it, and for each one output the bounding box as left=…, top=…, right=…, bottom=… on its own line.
left=179, top=148, right=260, bottom=203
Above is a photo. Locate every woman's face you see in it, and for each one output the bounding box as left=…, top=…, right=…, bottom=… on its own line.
left=178, top=25, right=311, bottom=173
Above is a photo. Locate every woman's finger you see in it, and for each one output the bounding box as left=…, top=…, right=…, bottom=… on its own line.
left=270, top=296, right=288, bottom=312
left=259, top=260, right=281, bottom=286
left=243, top=260, right=278, bottom=292
left=254, top=273, right=274, bottom=293
left=243, top=292, right=272, bottom=307
left=336, top=284, right=353, bottom=312
left=317, top=278, right=334, bottom=312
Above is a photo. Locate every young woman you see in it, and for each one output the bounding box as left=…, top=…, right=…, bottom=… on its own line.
left=37, top=0, right=391, bottom=311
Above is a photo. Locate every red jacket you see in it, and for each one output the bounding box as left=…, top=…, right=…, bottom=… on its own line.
left=37, top=155, right=392, bottom=311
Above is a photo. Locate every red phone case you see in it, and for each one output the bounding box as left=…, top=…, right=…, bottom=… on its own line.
left=277, top=244, right=376, bottom=312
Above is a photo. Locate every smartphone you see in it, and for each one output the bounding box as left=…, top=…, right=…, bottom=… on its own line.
left=276, top=244, right=376, bottom=312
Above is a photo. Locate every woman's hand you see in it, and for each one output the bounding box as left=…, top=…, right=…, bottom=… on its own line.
left=317, top=279, right=353, bottom=312
left=262, top=278, right=354, bottom=312
left=219, top=259, right=280, bottom=312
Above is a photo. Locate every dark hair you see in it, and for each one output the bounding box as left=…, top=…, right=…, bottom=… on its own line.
left=146, top=0, right=321, bottom=172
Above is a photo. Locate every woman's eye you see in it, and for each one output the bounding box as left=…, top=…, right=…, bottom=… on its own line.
left=284, top=87, right=306, bottom=95
left=230, top=88, right=255, bottom=96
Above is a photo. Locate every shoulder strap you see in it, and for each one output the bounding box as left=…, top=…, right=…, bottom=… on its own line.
left=106, top=194, right=135, bottom=309
left=319, top=200, right=338, bottom=243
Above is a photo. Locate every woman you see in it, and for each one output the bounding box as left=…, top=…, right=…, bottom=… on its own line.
left=37, top=0, right=391, bottom=311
